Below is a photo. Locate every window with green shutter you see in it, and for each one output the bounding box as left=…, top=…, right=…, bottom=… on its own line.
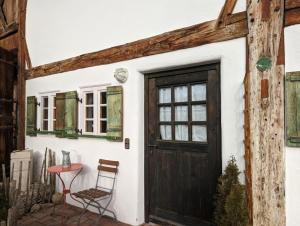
left=285, top=71, right=300, bottom=147
left=55, top=91, right=79, bottom=139
left=26, top=96, right=37, bottom=136
left=107, top=86, right=123, bottom=141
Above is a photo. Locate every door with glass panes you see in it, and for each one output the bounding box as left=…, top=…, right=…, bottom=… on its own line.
left=145, top=63, right=221, bottom=226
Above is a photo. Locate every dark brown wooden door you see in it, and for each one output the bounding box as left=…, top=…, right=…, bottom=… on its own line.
left=145, top=63, right=221, bottom=226
left=0, top=48, right=17, bottom=178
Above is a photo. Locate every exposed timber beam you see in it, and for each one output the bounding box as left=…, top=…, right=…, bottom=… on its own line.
left=216, top=0, right=238, bottom=28
left=27, top=13, right=248, bottom=79
left=27, top=2, right=300, bottom=80
left=285, top=7, right=300, bottom=26
left=286, top=0, right=300, bottom=9
left=17, top=0, right=28, bottom=149
left=247, top=0, right=285, bottom=225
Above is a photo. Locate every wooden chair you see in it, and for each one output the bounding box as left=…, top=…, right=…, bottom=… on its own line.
left=72, top=159, right=119, bottom=224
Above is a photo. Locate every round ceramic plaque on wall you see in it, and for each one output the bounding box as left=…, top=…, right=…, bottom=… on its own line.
left=114, top=68, right=128, bottom=83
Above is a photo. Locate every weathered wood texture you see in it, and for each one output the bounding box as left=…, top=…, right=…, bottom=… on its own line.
left=243, top=72, right=253, bottom=223
left=0, top=32, right=18, bottom=50
left=247, top=0, right=285, bottom=225
left=17, top=0, right=27, bottom=149
left=216, top=0, right=238, bottom=27
left=27, top=13, right=248, bottom=79
left=27, top=2, right=300, bottom=80
left=285, top=7, right=300, bottom=26
left=286, top=0, right=300, bottom=9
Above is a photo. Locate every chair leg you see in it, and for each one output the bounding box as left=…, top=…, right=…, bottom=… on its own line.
left=94, top=196, right=117, bottom=221
left=77, top=199, right=93, bottom=226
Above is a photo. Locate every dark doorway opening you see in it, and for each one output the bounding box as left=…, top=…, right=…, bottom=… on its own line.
left=0, top=47, right=18, bottom=178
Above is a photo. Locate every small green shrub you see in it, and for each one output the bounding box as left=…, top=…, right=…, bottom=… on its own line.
left=213, top=157, right=249, bottom=226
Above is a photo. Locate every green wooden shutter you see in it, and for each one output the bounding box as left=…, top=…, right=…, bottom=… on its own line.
left=55, top=93, right=66, bottom=138
left=26, top=96, right=37, bottom=136
left=64, top=91, right=78, bottom=139
left=286, top=71, right=300, bottom=147
left=107, top=86, right=123, bottom=141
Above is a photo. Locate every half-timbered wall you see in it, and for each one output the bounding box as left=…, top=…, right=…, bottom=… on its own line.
left=25, top=2, right=246, bottom=225
left=24, top=0, right=300, bottom=225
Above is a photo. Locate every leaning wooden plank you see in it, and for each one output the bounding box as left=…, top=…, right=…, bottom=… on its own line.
left=27, top=14, right=248, bottom=79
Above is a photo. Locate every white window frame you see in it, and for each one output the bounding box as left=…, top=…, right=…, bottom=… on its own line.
left=79, top=85, right=108, bottom=136
left=38, top=91, right=59, bottom=132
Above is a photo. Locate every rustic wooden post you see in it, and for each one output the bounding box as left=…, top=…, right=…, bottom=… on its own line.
left=17, top=0, right=28, bottom=149
left=246, top=0, right=285, bottom=225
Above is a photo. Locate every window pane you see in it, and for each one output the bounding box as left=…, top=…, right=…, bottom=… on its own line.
left=159, top=88, right=171, bottom=103
left=192, top=84, right=206, bottom=101
left=174, top=86, right=188, bottom=102
left=175, top=125, right=188, bottom=141
left=101, top=106, right=107, bottom=118
left=53, top=97, right=56, bottom=107
left=53, top=109, right=56, bottom=120
left=101, top=92, right=107, bottom=104
left=43, top=109, right=48, bottom=119
left=192, top=105, right=207, bottom=121
left=160, top=107, right=171, bottom=122
left=160, top=125, right=172, bottom=140
left=86, top=93, right=93, bottom=105
left=43, top=97, right=48, bottom=107
left=192, top=125, right=207, bottom=142
left=100, top=121, right=107, bottom=133
left=86, top=107, right=93, bottom=118
left=175, top=106, right=188, bottom=121
left=86, top=121, right=93, bottom=132
left=43, top=121, right=48, bottom=131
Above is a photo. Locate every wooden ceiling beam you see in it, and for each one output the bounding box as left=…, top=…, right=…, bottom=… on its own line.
left=285, top=6, right=300, bottom=26
left=216, top=0, right=238, bottom=28
left=27, top=13, right=248, bottom=80
left=27, top=2, right=300, bottom=80
left=286, top=0, right=300, bottom=9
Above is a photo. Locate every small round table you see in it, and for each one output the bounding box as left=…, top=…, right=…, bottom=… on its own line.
left=48, top=163, right=83, bottom=203
left=48, top=163, right=83, bottom=224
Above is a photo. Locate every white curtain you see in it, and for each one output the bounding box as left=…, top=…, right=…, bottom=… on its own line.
left=159, top=88, right=171, bottom=103
left=192, top=105, right=206, bottom=121
left=192, top=84, right=206, bottom=101
left=160, top=125, right=172, bottom=140
left=175, top=86, right=188, bottom=102
left=160, top=107, right=171, bottom=121
left=175, top=125, right=188, bottom=141
left=175, top=106, right=188, bottom=121
left=192, top=125, right=207, bottom=142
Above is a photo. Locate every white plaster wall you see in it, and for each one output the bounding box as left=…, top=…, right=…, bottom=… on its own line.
left=26, top=0, right=246, bottom=66
left=26, top=38, right=246, bottom=225
left=26, top=1, right=247, bottom=225
left=285, top=24, right=300, bottom=226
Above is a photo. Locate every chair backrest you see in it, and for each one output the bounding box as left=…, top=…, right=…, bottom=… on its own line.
left=96, top=159, right=119, bottom=192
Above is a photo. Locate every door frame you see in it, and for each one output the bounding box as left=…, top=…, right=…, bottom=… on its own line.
left=144, top=61, right=222, bottom=224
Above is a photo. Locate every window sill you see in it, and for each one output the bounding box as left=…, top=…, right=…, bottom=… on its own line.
left=34, top=131, right=108, bottom=139
left=37, top=131, right=56, bottom=135
left=79, top=134, right=107, bottom=139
